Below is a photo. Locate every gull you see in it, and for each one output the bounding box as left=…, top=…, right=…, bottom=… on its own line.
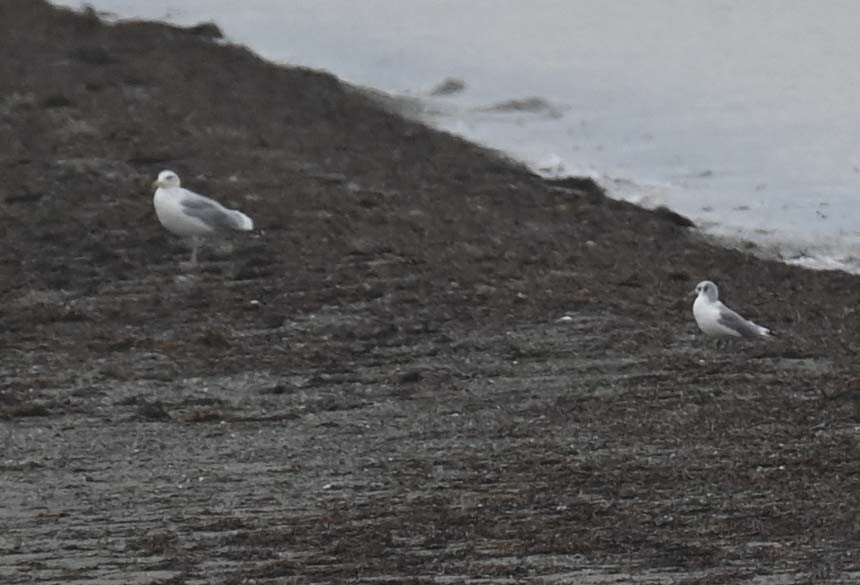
left=152, top=170, right=254, bottom=267
left=692, top=280, right=772, bottom=341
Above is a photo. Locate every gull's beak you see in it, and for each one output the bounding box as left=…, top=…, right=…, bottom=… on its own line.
left=688, top=289, right=698, bottom=297
left=152, top=179, right=161, bottom=190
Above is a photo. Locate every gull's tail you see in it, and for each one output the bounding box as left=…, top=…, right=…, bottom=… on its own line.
left=231, top=210, right=254, bottom=231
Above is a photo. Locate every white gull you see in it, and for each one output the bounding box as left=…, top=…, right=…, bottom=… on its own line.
left=692, top=280, right=772, bottom=340
left=152, top=170, right=254, bottom=267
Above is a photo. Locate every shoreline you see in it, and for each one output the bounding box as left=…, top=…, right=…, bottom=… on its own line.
left=2, top=2, right=860, bottom=583
left=67, top=0, right=860, bottom=277
left=350, top=70, right=860, bottom=277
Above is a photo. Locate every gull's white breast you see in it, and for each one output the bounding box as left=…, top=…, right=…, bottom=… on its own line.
left=693, top=296, right=740, bottom=338
left=154, top=187, right=214, bottom=237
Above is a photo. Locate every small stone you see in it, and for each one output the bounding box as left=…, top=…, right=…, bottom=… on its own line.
left=398, top=369, right=422, bottom=384
left=429, top=77, right=466, bottom=96
left=185, top=22, right=224, bottom=40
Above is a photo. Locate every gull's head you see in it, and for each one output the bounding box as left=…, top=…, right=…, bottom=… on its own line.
left=152, top=170, right=181, bottom=190
left=693, top=280, right=719, bottom=302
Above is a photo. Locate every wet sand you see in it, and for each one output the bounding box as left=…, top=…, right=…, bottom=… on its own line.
left=1, top=2, right=860, bottom=583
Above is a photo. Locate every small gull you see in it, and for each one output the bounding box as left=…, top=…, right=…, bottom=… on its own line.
left=692, top=280, right=772, bottom=340
left=152, top=170, right=254, bottom=267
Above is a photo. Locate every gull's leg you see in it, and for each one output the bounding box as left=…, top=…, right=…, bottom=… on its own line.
left=188, top=237, right=200, bottom=268
left=193, top=237, right=200, bottom=266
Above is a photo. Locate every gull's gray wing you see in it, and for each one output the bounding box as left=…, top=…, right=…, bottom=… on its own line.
left=180, top=193, right=244, bottom=231
left=717, top=306, right=765, bottom=338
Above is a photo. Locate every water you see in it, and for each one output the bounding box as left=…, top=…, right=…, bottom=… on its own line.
left=54, top=0, right=860, bottom=272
